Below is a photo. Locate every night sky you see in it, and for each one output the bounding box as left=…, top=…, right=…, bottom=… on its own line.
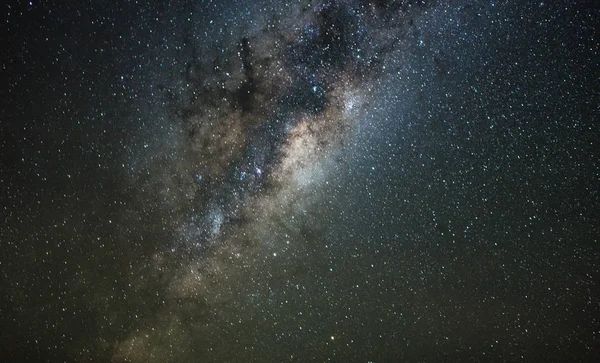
left=1, top=0, right=599, bottom=362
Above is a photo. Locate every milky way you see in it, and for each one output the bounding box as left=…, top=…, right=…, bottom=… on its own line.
left=115, top=3, right=411, bottom=359
left=1, top=0, right=598, bottom=362
left=132, top=0, right=404, bottom=240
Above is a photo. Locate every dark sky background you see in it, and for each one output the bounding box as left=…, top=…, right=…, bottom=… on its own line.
left=1, top=0, right=599, bottom=362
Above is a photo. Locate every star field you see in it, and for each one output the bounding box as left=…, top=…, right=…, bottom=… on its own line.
left=1, top=1, right=599, bottom=362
